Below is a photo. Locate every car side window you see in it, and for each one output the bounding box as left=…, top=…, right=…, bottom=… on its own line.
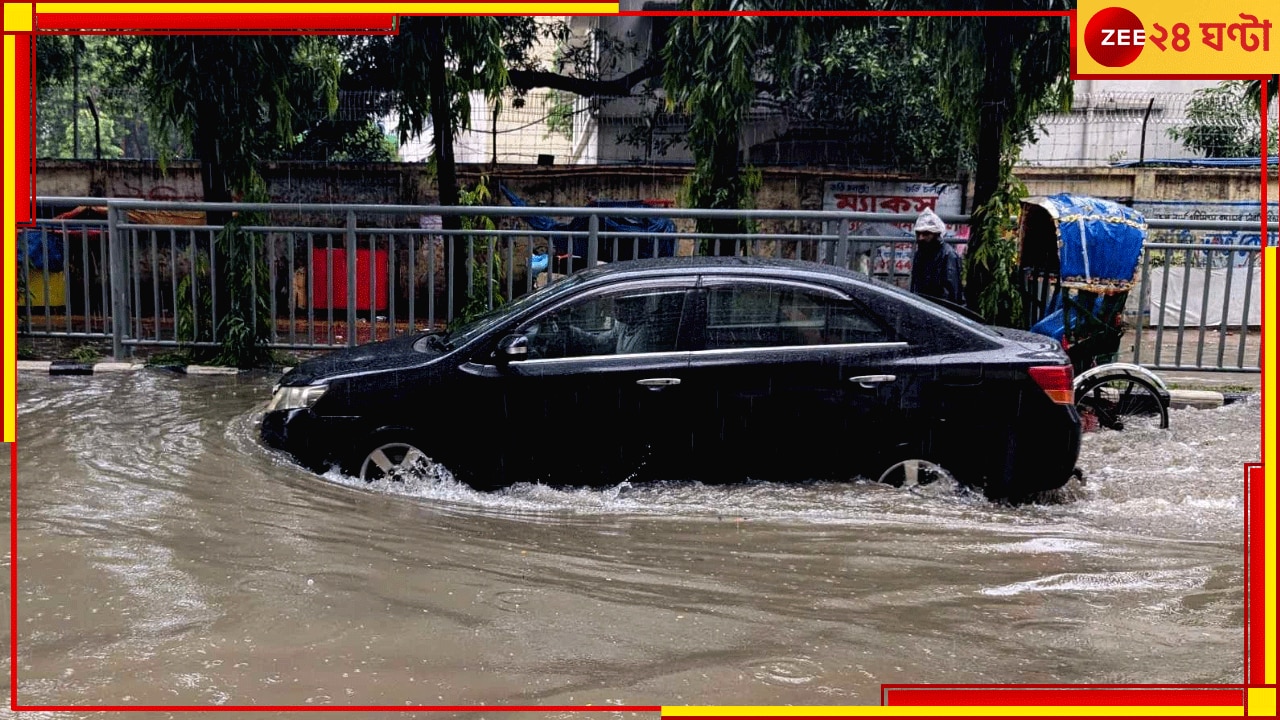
left=520, top=288, right=688, bottom=360
left=705, top=284, right=893, bottom=349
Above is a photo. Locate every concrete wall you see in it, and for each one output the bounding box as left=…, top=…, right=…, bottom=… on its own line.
left=34, top=159, right=1277, bottom=216
left=1016, top=166, right=1274, bottom=206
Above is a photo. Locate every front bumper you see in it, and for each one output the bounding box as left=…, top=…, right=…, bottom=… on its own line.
left=260, top=409, right=357, bottom=473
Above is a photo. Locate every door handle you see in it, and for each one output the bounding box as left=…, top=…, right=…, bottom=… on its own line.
left=849, top=374, right=896, bottom=388
left=637, top=377, right=682, bottom=388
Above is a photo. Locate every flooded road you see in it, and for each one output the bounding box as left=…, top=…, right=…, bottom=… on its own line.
left=5, top=371, right=1255, bottom=712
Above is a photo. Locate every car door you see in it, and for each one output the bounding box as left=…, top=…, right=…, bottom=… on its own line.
left=826, top=285, right=936, bottom=480
left=681, top=276, right=914, bottom=483
left=461, top=278, right=699, bottom=487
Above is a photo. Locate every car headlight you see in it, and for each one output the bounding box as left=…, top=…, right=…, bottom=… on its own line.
left=266, top=384, right=328, bottom=412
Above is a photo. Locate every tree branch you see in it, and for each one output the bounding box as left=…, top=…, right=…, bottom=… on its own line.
left=507, top=55, right=663, bottom=97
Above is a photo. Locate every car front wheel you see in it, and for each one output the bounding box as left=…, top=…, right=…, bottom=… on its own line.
left=349, top=438, right=449, bottom=484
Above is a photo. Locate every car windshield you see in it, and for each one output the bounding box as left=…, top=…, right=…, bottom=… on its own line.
left=434, top=274, right=589, bottom=350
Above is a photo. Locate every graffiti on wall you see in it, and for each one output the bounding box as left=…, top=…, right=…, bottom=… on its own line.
left=822, top=181, right=968, bottom=277
left=1136, top=199, right=1278, bottom=268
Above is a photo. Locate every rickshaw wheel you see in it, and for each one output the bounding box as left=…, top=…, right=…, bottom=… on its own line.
left=1074, top=375, right=1170, bottom=432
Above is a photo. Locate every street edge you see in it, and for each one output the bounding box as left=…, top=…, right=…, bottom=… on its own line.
left=16, top=360, right=293, bottom=377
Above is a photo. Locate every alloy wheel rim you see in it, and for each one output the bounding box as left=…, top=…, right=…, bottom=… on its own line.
left=360, top=442, right=434, bottom=482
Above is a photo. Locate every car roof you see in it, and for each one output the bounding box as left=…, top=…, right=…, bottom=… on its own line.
left=574, top=255, right=881, bottom=287
left=568, top=256, right=998, bottom=333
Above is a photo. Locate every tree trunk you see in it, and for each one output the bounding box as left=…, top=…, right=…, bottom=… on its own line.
left=965, top=15, right=1015, bottom=314
left=507, top=55, right=663, bottom=97
left=706, top=126, right=744, bottom=255
left=426, top=19, right=469, bottom=318
left=190, top=116, right=233, bottom=346
left=194, top=117, right=232, bottom=204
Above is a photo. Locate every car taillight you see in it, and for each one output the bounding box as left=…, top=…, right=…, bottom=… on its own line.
left=1028, top=365, right=1074, bottom=405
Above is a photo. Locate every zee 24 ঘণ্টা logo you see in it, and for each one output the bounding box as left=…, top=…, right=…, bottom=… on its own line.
left=1084, top=6, right=1272, bottom=67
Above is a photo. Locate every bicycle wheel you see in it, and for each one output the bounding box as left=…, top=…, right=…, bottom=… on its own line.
left=1074, top=374, right=1170, bottom=431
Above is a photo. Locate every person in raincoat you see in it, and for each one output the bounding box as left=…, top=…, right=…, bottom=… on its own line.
left=908, top=208, right=964, bottom=305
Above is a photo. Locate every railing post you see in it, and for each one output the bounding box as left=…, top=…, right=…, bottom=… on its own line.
left=346, top=210, right=357, bottom=348
left=107, top=203, right=130, bottom=360
left=587, top=212, right=599, bottom=268
left=836, top=217, right=849, bottom=268
left=1133, top=247, right=1152, bottom=365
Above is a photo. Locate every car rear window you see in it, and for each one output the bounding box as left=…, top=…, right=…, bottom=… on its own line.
left=865, top=277, right=1000, bottom=338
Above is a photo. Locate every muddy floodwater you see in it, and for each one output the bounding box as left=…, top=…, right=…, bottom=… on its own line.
left=4, top=371, right=1257, bottom=715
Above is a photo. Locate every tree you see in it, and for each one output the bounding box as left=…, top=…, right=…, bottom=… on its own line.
left=35, top=36, right=76, bottom=89
left=281, top=36, right=399, bottom=162
left=761, top=17, right=968, bottom=176
left=662, top=2, right=764, bottom=250
left=387, top=18, right=513, bottom=315
left=515, top=7, right=1068, bottom=311
left=507, top=28, right=663, bottom=98
left=146, top=36, right=339, bottom=203
left=35, top=36, right=156, bottom=160
left=654, top=2, right=1071, bottom=319
left=1169, top=81, right=1278, bottom=158
left=1246, top=75, right=1278, bottom=110
left=909, top=2, right=1073, bottom=324
left=37, top=35, right=390, bottom=163
left=146, top=36, right=340, bottom=366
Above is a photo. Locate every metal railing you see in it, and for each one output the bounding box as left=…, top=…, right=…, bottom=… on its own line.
left=16, top=197, right=1272, bottom=373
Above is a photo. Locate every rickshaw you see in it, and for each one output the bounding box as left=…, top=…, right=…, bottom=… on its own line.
left=1018, top=194, right=1171, bottom=432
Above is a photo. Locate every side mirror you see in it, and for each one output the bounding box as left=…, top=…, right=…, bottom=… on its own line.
left=495, top=334, right=529, bottom=363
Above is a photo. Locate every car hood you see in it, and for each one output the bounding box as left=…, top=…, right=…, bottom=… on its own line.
left=281, top=333, right=442, bottom=386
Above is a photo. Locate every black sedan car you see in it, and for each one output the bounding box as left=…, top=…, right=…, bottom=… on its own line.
left=261, top=257, right=1081, bottom=500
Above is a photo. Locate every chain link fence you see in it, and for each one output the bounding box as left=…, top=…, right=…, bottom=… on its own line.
left=36, top=87, right=1279, bottom=169
left=1021, top=91, right=1279, bottom=167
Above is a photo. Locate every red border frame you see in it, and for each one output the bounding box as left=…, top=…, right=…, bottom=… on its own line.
left=13, top=32, right=32, bottom=225
left=5, top=3, right=1271, bottom=714
left=1248, top=464, right=1267, bottom=687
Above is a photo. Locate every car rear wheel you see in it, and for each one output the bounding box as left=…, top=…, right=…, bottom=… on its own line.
left=351, top=439, right=448, bottom=483
left=1074, top=375, right=1169, bottom=432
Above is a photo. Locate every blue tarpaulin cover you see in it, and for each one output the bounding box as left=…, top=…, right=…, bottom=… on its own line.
left=1024, top=193, right=1147, bottom=292
left=500, top=185, right=677, bottom=262
left=1029, top=293, right=1106, bottom=342
left=1112, top=156, right=1277, bottom=168
left=18, top=230, right=65, bottom=272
